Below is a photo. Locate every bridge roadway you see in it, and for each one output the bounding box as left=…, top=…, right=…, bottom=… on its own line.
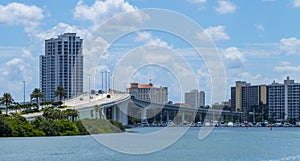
left=130, top=97, right=243, bottom=124
left=22, top=93, right=131, bottom=121
left=63, top=93, right=130, bottom=110
left=132, top=97, right=242, bottom=116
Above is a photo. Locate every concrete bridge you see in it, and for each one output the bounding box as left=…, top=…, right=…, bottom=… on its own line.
left=23, top=93, right=243, bottom=126
left=130, top=97, right=243, bottom=125
left=64, top=93, right=131, bottom=125
left=65, top=93, right=242, bottom=126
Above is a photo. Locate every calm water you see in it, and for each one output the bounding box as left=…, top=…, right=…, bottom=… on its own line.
left=1, top=127, right=300, bottom=161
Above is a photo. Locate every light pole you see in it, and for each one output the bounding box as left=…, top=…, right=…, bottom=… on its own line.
left=104, top=71, right=107, bottom=93
left=108, top=71, right=110, bottom=93
left=22, top=80, right=26, bottom=104
left=111, top=75, right=114, bottom=94
left=88, top=74, right=91, bottom=101
left=110, top=74, right=114, bottom=94
left=101, top=71, right=104, bottom=92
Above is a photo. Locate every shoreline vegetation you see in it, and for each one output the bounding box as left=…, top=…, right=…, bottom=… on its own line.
left=0, top=109, right=125, bottom=137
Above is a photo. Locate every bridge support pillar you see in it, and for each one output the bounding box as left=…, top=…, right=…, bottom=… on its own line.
left=182, top=111, right=185, bottom=124
left=112, top=106, right=117, bottom=121
left=199, top=112, right=202, bottom=122
left=101, top=108, right=106, bottom=119
left=221, top=114, right=225, bottom=122
left=117, top=100, right=129, bottom=126
left=166, top=110, right=170, bottom=121
left=160, top=110, right=163, bottom=124
left=141, top=108, right=147, bottom=120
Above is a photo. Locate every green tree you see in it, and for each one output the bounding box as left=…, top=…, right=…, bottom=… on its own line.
left=54, top=86, right=66, bottom=101
left=56, top=119, right=79, bottom=135
left=0, top=93, right=14, bottom=115
left=43, top=109, right=64, bottom=120
left=9, top=103, right=22, bottom=114
left=63, top=109, right=78, bottom=122
left=74, top=121, right=89, bottom=135
left=38, top=120, right=61, bottom=136
left=30, top=88, right=43, bottom=109
left=0, top=115, right=12, bottom=136
left=0, top=114, right=45, bottom=137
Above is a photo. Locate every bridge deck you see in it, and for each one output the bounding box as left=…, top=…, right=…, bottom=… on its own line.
left=22, top=93, right=130, bottom=119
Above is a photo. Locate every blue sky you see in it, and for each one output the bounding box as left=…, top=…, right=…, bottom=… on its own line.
left=1, top=0, right=300, bottom=104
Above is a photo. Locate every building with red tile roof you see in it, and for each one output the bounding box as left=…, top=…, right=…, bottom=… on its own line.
left=127, top=81, right=168, bottom=104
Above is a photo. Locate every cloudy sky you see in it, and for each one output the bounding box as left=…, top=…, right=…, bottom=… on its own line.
left=1, top=0, right=300, bottom=104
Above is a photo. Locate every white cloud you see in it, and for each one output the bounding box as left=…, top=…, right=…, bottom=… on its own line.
left=239, top=72, right=262, bottom=82
left=22, top=49, right=33, bottom=58
left=74, top=0, right=142, bottom=25
left=280, top=37, right=300, bottom=55
left=278, top=61, right=291, bottom=66
left=273, top=63, right=300, bottom=84
left=0, top=54, right=36, bottom=101
left=215, top=1, right=236, bottom=14
left=36, top=23, right=88, bottom=41
left=0, top=2, right=44, bottom=32
left=261, top=0, right=276, bottom=2
left=293, top=0, right=300, bottom=8
left=73, top=0, right=150, bottom=36
left=135, top=32, right=152, bottom=42
left=1, top=57, right=32, bottom=82
left=236, top=72, right=274, bottom=85
left=271, top=62, right=300, bottom=83
left=187, top=0, right=207, bottom=4
left=135, top=31, right=172, bottom=48
left=201, top=25, right=230, bottom=41
left=274, top=64, right=300, bottom=73
left=221, top=47, right=245, bottom=69
left=6, top=58, right=22, bottom=67
left=256, top=24, right=264, bottom=32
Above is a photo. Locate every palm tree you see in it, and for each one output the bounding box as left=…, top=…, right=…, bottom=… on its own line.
left=30, top=88, right=43, bottom=110
left=10, top=103, right=21, bottom=114
left=0, top=93, right=14, bottom=115
left=64, top=109, right=78, bottom=122
left=54, top=86, right=66, bottom=101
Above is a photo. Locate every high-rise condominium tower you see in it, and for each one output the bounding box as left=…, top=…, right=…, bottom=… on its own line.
left=40, top=33, right=83, bottom=101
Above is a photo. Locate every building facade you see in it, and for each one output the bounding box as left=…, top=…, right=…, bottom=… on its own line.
left=40, top=33, right=83, bottom=101
left=127, top=82, right=168, bottom=104
left=184, top=89, right=205, bottom=108
left=268, top=77, right=300, bottom=121
left=231, top=81, right=267, bottom=112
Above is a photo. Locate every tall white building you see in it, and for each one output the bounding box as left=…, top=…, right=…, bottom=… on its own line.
left=184, top=89, right=205, bottom=108
left=268, top=77, right=300, bottom=121
left=40, top=33, right=83, bottom=101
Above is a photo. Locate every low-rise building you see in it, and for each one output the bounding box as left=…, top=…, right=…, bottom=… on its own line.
left=127, top=81, right=168, bottom=104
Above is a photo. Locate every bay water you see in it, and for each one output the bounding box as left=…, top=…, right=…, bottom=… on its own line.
left=1, top=127, right=300, bottom=161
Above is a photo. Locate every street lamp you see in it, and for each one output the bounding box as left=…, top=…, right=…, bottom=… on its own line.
left=101, top=71, right=104, bottom=91
left=111, top=74, right=113, bottom=95
left=104, top=71, right=107, bottom=93
left=88, top=74, right=91, bottom=101
left=107, top=71, right=110, bottom=93
left=22, top=80, right=26, bottom=104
